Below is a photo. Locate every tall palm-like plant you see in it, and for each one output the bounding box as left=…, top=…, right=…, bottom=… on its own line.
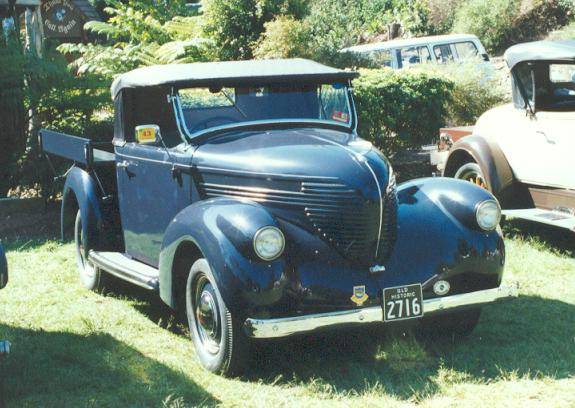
left=58, top=3, right=214, bottom=78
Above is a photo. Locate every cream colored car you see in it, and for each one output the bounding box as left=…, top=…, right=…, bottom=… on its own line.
left=441, top=40, right=575, bottom=231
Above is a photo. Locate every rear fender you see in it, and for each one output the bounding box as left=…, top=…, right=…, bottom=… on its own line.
left=443, top=135, right=514, bottom=194
left=61, top=167, right=103, bottom=250
left=159, top=198, right=286, bottom=314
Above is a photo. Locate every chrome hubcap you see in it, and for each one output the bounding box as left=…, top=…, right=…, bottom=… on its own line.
left=195, top=279, right=221, bottom=354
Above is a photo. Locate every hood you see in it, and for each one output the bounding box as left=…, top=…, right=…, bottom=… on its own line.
left=192, top=127, right=395, bottom=265
left=192, top=127, right=392, bottom=199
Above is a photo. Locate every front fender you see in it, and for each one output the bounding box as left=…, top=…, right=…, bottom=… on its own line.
left=61, top=167, right=103, bottom=250
left=159, top=197, right=287, bottom=314
left=380, top=177, right=505, bottom=297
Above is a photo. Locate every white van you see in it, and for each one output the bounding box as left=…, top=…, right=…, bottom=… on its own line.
left=341, top=34, right=489, bottom=69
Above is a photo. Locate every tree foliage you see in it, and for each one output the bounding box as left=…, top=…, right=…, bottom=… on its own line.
left=256, top=0, right=430, bottom=65
left=201, top=0, right=308, bottom=60
left=253, top=16, right=311, bottom=59
left=58, top=3, right=212, bottom=78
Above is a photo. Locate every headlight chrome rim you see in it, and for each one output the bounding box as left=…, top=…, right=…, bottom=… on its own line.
left=475, top=199, right=501, bottom=231
left=253, top=226, right=285, bottom=261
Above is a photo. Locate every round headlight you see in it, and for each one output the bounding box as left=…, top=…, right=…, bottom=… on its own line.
left=253, top=227, right=285, bottom=261
left=476, top=200, right=501, bottom=231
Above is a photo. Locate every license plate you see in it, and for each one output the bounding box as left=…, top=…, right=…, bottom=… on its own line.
left=383, top=284, right=424, bottom=322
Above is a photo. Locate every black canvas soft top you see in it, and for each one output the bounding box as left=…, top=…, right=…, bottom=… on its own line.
left=504, top=40, right=575, bottom=70
left=110, top=58, right=358, bottom=99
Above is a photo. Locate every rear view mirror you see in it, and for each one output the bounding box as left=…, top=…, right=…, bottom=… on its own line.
left=135, top=124, right=161, bottom=145
left=0, top=243, right=7, bottom=289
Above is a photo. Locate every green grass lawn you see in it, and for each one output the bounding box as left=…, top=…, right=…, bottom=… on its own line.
left=1, top=221, right=574, bottom=407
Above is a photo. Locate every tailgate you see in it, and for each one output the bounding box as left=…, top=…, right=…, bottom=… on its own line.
left=40, top=129, right=115, bottom=166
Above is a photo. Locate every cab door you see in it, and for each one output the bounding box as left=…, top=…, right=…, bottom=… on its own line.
left=533, top=111, right=575, bottom=190
left=115, top=142, right=191, bottom=267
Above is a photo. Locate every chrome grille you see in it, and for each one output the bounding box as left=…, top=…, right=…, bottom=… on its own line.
left=300, top=182, right=380, bottom=262
left=199, top=177, right=396, bottom=263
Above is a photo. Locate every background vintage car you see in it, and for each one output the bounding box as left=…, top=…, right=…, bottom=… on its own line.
left=438, top=40, right=575, bottom=233
left=341, top=34, right=489, bottom=69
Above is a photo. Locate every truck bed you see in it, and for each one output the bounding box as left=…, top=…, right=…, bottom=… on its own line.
left=40, top=129, right=115, bottom=167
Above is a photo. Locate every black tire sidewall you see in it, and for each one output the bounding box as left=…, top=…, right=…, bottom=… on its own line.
left=74, top=210, right=102, bottom=291
left=186, top=258, right=245, bottom=375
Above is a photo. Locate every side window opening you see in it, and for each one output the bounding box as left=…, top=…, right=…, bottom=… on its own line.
left=434, top=44, right=454, bottom=63
left=453, top=41, right=479, bottom=60
left=368, top=49, right=393, bottom=68
left=397, top=46, right=431, bottom=68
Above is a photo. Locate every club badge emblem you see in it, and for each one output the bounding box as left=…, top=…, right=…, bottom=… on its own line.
left=350, top=285, right=369, bottom=306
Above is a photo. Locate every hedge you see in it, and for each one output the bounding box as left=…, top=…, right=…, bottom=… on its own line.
left=354, top=68, right=453, bottom=154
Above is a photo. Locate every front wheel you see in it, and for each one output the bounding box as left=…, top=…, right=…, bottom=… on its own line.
left=454, top=162, right=488, bottom=190
left=417, top=308, right=481, bottom=342
left=74, top=210, right=106, bottom=291
left=186, top=258, right=249, bottom=376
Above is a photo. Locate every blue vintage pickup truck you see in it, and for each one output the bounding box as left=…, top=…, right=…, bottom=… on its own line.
left=41, top=59, right=517, bottom=376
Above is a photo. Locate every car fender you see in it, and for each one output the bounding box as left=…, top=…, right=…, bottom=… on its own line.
left=378, top=177, right=505, bottom=295
left=158, top=197, right=287, bottom=314
left=443, top=135, right=517, bottom=206
left=61, top=167, right=103, bottom=250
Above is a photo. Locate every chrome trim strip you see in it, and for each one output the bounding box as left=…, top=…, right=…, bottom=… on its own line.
left=244, top=283, right=519, bottom=338
left=116, top=152, right=178, bottom=166
left=196, top=165, right=339, bottom=180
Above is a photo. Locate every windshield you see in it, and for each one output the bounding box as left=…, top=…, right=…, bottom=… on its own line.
left=514, top=62, right=575, bottom=111
left=174, top=83, right=353, bottom=137
left=546, top=63, right=575, bottom=110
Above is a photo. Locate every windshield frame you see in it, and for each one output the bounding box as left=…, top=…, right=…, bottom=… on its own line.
left=170, top=82, right=357, bottom=143
left=512, top=59, right=575, bottom=113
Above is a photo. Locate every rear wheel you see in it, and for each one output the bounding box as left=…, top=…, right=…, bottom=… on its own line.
left=417, top=308, right=481, bottom=341
left=186, top=258, right=248, bottom=376
left=74, top=211, right=106, bottom=291
left=454, top=162, right=488, bottom=190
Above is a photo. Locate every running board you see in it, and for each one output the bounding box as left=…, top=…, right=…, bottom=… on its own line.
left=88, top=251, right=159, bottom=290
left=503, top=208, right=575, bottom=232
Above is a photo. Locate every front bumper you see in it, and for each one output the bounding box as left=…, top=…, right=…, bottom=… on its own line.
left=244, top=282, right=518, bottom=338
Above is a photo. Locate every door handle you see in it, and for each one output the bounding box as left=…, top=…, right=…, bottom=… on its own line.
left=117, top=160, right=130, bottom=169
left=536, top=131, right=556, bottom=145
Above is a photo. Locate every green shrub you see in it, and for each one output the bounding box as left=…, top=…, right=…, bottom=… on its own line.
left=354, top=69, right=453, bottom=154
left=452, top=0, right=574, bottom=54
left=202, top=0, right=308, bottom=60
left=426, top=0, right=467, bottom=34
left=304, top=0, right=431, bottom=65
left=253, top=16, right=311, bottom=59
left=411, top=61, right=509, bottom=126
left=548, top=20, right=575, bottom=40
left=452, top=0, right=520, bottom=54
left=510, top=0, right=575, bottom=45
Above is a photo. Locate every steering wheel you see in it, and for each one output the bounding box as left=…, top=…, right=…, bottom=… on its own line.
left=190, top=116, right=238, bottom=133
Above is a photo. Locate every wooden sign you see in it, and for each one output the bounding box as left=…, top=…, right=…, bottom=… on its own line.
left=41, top=0, right=83, bottom=38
